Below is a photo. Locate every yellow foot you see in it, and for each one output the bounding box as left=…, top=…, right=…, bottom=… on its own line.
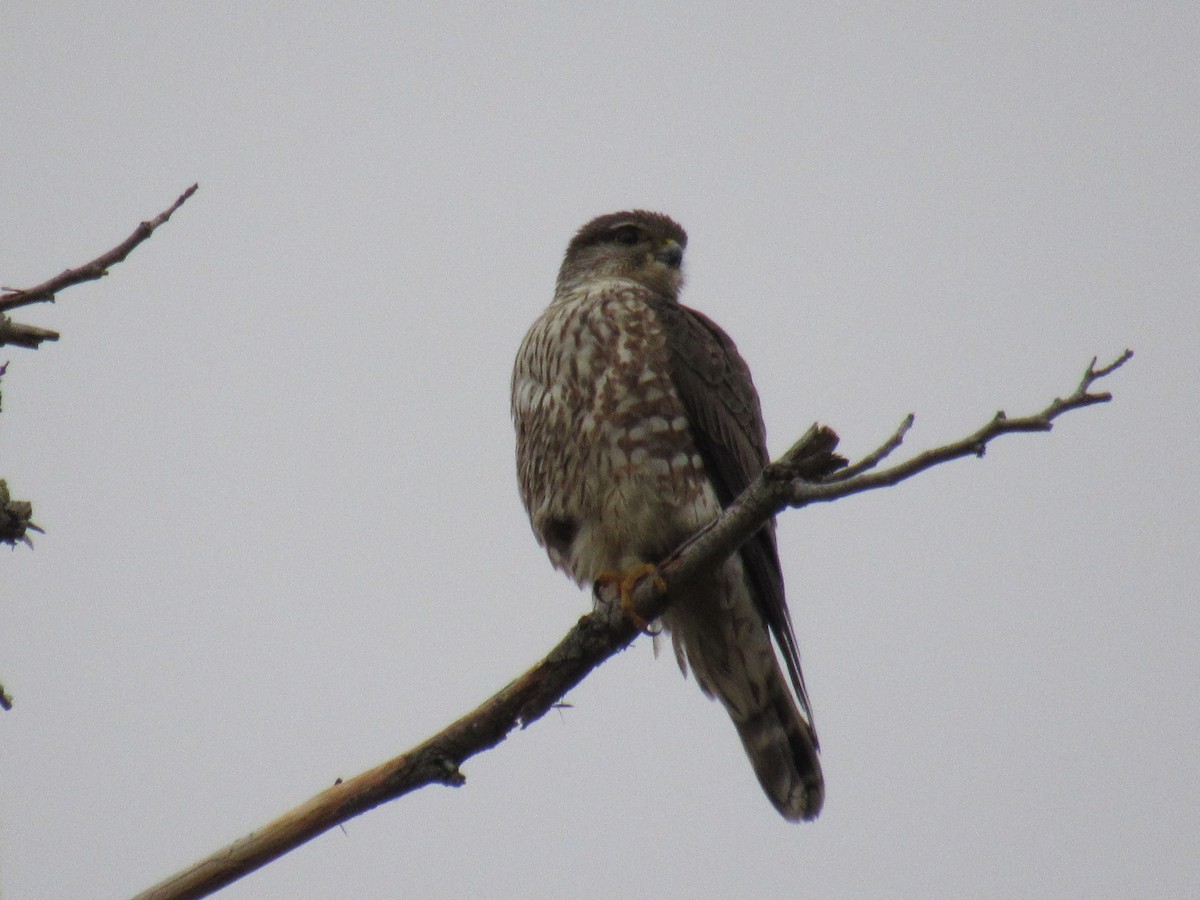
left=596, top=563, right=667, bottom=634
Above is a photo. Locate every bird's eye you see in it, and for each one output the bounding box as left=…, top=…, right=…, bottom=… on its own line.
left=611, top=225, right=641, bottom=245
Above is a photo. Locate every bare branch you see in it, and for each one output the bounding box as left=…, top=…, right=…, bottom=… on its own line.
left=0, top=317, right=61, bottom=349
left=0, top=185, right=198, bottom=348
left=829, top=414, right=914, bottom=480
left=131, top=352, right=1131, bottom=900
left=782, top=349, right=1134, bottom=507
left=1, top=189, right=198, bottom=716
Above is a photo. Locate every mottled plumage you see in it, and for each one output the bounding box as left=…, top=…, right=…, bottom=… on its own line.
left=512, top=211, right=822, bottom=820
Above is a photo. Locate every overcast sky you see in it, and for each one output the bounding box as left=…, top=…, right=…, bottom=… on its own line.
left=2, top=3, right=1196, bottom=898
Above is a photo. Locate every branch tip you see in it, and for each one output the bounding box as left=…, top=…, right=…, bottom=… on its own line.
left=1088, top=349, right=1133, bottom=383
left=0, top=184, right=200, bottom=342
left=827, top=413, right=913, bottom=481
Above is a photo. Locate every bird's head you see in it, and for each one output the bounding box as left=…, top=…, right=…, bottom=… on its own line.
left=557, top=210, right=687, bottom=298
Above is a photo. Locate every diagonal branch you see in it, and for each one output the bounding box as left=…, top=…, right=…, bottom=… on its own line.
left=131, top=351, right=1132, bottom=900
left=0, top=184, right=198, bottom=347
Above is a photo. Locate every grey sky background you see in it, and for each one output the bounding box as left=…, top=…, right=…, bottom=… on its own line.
left=2, top=3, right=1196, bottom=898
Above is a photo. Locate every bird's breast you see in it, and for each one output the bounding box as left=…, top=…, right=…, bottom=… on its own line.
left=513, top=284, right=716, bottom=581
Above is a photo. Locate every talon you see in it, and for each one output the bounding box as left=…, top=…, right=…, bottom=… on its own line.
left=596, top=563, right=665, bottom=634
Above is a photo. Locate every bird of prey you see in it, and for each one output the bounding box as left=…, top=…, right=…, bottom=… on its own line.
left=511, top=210, right=823, bottom=821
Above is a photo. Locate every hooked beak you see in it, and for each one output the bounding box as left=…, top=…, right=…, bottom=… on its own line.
left=655, top=239, right=683, bottom=269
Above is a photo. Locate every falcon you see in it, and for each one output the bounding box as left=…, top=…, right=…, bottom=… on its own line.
left=511, top=211, right=823, bottom=821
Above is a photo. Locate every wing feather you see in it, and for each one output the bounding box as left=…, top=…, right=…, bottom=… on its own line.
left=645, top=296, right=817, bottom=736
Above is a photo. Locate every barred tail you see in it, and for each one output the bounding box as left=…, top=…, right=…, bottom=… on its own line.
left=730, top=663, right=824, bottom=821
left=664, top=568, right=824, bottom=821
left=662, top=595, right=820, bottom=820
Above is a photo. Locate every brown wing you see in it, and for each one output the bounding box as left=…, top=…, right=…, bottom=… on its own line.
left=645, top=296, right=817, bottom=736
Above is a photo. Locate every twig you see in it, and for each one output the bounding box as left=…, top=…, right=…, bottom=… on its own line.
left=0, top=319, right=61, bottom=350
left=131, top=351, right=1131, bottom=900
left=782, top=350, right=1134, bottom=507
left=0, top=184, right=198, bottom=347
left=830, top=414, right=914, bottom=480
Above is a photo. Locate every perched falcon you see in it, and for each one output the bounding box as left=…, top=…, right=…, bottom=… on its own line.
left=512, top=211, right=823, bottom=821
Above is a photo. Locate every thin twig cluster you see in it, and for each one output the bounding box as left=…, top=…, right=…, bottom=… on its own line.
left=1, top=186, right=200, bottom=717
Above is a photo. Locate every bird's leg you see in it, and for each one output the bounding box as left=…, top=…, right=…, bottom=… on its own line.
left=595, top=563, right=666, bottom=634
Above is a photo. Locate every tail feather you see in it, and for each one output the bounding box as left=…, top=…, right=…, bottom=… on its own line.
left=662, top=562, right=824, bottom=821
left=731, top=668, right=824, bottom=820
